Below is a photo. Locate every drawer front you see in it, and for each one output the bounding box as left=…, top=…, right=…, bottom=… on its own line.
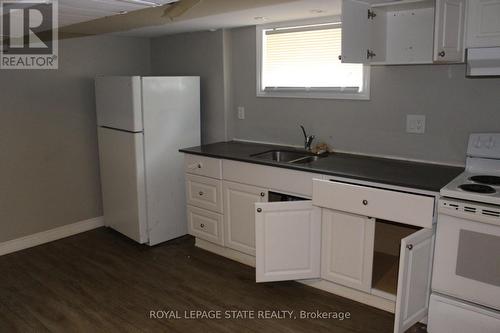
left=186, top=174, right=223, bottom=213
left=184, top=154, right=222, bottom=179
left=223, top=159, right=322, bottom=197
left=428, top=293, right=500, bottom=333
left=313, top=179, right=435, bottom=228
left=187, top=205, right=223, bottom=245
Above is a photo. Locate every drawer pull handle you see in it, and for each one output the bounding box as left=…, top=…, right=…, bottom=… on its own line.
left=200, top=223, right=205, bottom=228
left=362, top=200, right=368, bottom=206
left=260, top=192, right=266, bottom=197
left=257, top=208, right=262, bottom=213
left=438, top=51, right=446, bottom=58
left=406, top=244, right=413, bottom=250
left=199, top=191, right=204, bottom=196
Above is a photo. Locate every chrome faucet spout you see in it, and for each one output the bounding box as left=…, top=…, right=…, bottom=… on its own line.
left=300, top=125, right=315, bottom=151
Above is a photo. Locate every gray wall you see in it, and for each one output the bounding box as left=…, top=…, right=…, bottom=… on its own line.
left=228, top=26, right=500, bottom=165
left=0, top=35, right=150, bottom=243
left=151, top=30, right=228, bottom=144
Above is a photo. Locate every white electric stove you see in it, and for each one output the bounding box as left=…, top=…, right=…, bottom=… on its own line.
left=428, top=133, right=500, bottom=333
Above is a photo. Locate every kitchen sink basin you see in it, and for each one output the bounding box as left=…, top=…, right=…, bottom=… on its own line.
left=291, top=155, right=321, bottom=164
left=251, top=150, right=324, bottom=164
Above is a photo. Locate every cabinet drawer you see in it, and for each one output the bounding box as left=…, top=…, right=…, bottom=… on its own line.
left=312, top=180, right=434, bottom=228
left=223, top=159, right=321, bottom=197
left=187, top=205, right=223, bottom=245
left=184, top=154, right=222, bottom=179
left=186, top=174, right=222, bottom=213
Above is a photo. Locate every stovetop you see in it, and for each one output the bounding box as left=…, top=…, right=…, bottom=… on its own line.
left=440, top=133, right=500, bottom=205
left=441, top=171, right=500, bottom=205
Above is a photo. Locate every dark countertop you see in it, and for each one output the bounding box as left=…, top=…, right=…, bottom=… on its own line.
left=180, top=141, right=464, bottom=192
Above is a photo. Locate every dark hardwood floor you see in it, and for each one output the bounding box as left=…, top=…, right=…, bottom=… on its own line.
left=0, top=227, right=399, bottom=333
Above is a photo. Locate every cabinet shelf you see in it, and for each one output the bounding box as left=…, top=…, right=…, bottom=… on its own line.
left=372, top=251, right=399, bottom=295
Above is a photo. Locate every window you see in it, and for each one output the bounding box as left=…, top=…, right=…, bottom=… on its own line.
left=256, top=18, right=370, bottom=100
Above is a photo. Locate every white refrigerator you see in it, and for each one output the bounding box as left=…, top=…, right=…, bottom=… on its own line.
left=95, top=76, right=200, bottom=245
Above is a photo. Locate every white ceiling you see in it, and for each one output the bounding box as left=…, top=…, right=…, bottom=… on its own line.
left=114, top=0, right=342, bottom=37
left=58, top=0, right=178, bottom=27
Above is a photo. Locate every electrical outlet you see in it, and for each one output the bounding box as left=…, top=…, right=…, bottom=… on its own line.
left=237, top=106, right=245, bottom=120
left=406, top=115, right=426, bottom=134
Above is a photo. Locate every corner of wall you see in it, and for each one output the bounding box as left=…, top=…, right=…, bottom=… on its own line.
left=222, top=29, right=233, bottom=142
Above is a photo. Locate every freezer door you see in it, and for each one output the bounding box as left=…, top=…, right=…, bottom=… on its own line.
left=95, top=76, right=143, bottom=132
left=98, top=127, right=148, bottom=243
left=142, top=77, right=201, bottom=245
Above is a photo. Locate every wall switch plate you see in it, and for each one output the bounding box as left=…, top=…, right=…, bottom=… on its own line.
left=406, top=114, right=426, bottom=134
left=237, top=106, right=245, bottom=120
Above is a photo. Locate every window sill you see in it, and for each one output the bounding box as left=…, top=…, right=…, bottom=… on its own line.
left=256, top=90, right=370, bottom=100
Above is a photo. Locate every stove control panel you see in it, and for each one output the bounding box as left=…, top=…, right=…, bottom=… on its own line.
left=467, top=133, right=500, bottom=159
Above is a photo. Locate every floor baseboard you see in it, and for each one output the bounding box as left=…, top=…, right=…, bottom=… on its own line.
left=0, top=216, right=104, bottom=256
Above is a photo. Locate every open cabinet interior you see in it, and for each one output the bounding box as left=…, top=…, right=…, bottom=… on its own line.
left=370, top=0, right=435, bottom=64
left=342, top=0, right=438, bottom=64
left=372, top=220, right=420, bottom=296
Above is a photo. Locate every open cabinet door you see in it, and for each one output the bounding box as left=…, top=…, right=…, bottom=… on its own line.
left=341, top=0, right=371, bottom=63
left=394, top=228, right=434, bottom=333
left=433, top=0, right=466, bottom=63
left=255, top=201, right=321, bottom=283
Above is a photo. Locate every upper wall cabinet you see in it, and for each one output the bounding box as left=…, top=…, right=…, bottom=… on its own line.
left=341, top=0, right=466, bottom=65
left=467, top=0, right=500, bottom=47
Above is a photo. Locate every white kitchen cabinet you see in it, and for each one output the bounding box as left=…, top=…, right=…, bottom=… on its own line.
left=313, top=179, right=436, bottom=333
left=321, top=209, right=375, bottom=293
left=394, top=228, right=434, bottom=332
left=223, top=181, right=267, bottom=256
left=341, top=0, right=466, bottom=64
left=467, top=0, right=500, bottom=47
left=434, top=0, right=466, bottom=62
left=255, top=201, right=321, bottom=282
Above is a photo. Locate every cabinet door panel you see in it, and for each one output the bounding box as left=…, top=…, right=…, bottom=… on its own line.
left=321, top=210, right=375, bottom=293
left=342, top=0, right=371, bottom=63
left=186, top=174, right=223, bottom=213
left=467, top=0, right=500, bottom=47
left=394, top=228, right=434, bottom=333
left=223, top=181, right=266, bottom=255
left=255, top=201, right=321, bottom=282
left=434, top=0, right=466, bottom=62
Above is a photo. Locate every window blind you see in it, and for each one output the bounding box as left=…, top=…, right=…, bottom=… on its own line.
left=262, top=24, right=364, bottom=91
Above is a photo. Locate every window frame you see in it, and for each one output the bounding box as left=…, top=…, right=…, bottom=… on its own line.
left=256, top=17, right=371, bottom=100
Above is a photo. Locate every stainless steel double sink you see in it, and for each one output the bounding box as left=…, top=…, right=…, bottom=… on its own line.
left=251, top=150, right=325, bottom=165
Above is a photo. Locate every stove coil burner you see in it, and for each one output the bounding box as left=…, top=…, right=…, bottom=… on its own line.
left=459, top=184, right=496, bottom=194
left=469, top=175, right=500, bottom=186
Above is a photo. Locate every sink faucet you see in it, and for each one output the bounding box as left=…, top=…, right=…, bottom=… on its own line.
left=300, top=125, right=315, bottom=151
